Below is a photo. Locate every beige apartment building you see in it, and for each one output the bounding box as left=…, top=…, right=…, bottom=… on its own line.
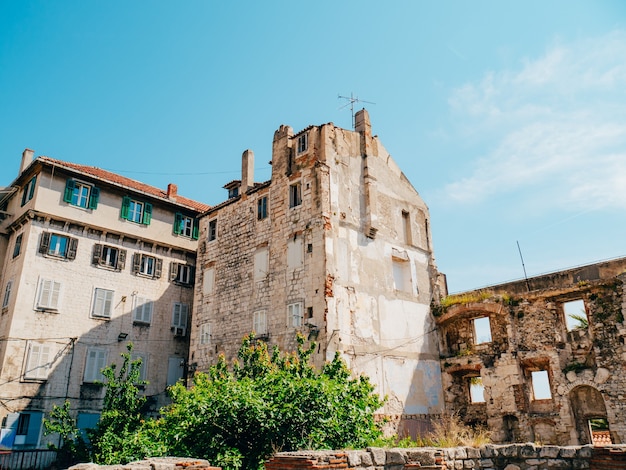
left=0, top=151, right=208, bottom=449
left=190, top=110, right=446, bottom=436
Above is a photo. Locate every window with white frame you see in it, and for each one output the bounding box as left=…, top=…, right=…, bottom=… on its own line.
left=39, top=232, right=78, bottom=260
left=199, top=323, right=211, bottom=346
left=133, top=296, right=153, bottom=324
left=92, top=288, right=114, bottom=318
left=21, top=176, right=37, bottom=206
left=257, top=196, right=268, bottom=220
left=132, top=253, right=162, bottom=278
left=36, top=278, right=61, bottom=310
left=170, top=262, right=194, bottom=286
left=254, top=246, right=269, bottom=281
left=174, top=213, right=199, bottom=239
left=287, top=237, right=303, bottom=270
left=63, top=179, right=99, bottom=209
left=13, top=233, right=23, bottom=258
left=84, top=348, right=107, bottom=383
left=92, top=244, right=126, bottom=271
left=253, top=310, right=268, bottom=336
left=473, top=317, right=492, bottom=344
left=2, top=280, right=12, bottom=309
left=24, top=342, right=52, bottom=380
left=297, top=133, right=308, bottom=154
left=287, top=302, right=303, bottom=328
left=469, top=376, right=486, bottom=403
left=120, top=196, right=152, bottom=225
left=172, top=302, right=189, bottom=336
left=208, top=219, right=217, bottom=242
left=130, top=352, right=148, bottom=382
left=289, top=182, right=302, bottom=208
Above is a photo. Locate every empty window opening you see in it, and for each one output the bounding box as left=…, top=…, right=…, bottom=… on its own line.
left=564, top=299, right=588, bottom=331
left=531, top=370, right=552, bottom=400
left=473, top=317, right=492, bottom=344
left=401, top=210, right=412, bottom=245
left=469, top=376, right=485, bottom=403
left=589, top=418, right=612, bottom=446
left=392, top=259, right=412, bottom=293
left=289, top=182, right=302, bottom=208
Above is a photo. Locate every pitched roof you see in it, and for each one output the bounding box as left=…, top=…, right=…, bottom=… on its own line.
left=39, top=156, right=210, bottom=213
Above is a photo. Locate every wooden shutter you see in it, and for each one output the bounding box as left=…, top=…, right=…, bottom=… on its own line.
left=118, top=249, right=127, bottom=271
left=92, top=244, right=103, bottom=265
left=88, top=187, right=100, bottom=209
left=192, top=219, right=199, bottom=240
left=39, top=232, right=51, bottom=254
left=67, top=238, right=78, bottom=260
left=169, top=262, right=179, bottom=281
left=142, top=203, right=152, bottom=225
left=120, top=196, right=131, bottom=220
left=154, top=258, right=163, bottom=278
left=132, top=253, right=141, bottom=273
left=173, top=213, right=182, bottom=234
left=63, top=179, right=75, bottom=203
left=28, top=176, right=37, bottom=199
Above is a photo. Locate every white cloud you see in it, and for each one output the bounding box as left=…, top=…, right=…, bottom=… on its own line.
left=443, top=30, right=626, bottom=211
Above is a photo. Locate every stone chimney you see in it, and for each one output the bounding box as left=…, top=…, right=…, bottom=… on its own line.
left=167, top=183, right=178, bottom=200
left=242, top=149, right=254, bottom=192
left=20, top=148, right=35, bottom=174
left=355, top=109, right=372, bottom=157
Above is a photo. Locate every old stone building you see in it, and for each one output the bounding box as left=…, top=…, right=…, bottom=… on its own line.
left=435, top=257, right=626, bottom=446
left=0, top=151, right=208, bottom=449
left=190, top=110, right=446, bottom=434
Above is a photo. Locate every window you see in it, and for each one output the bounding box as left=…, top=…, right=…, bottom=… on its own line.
left=120, top=196, right=152, bottom=225
left=170, top=262, right=195, bottom=286
left=469, top=376, right=485, bottom=403
left=131, top=353, right=148, bottom=381
left=203, top=267, right=215, bottom=295
left=2, top=281, right=12, bottom=308
left=392, top=258, right=412, bottom=293
left=288, top=302, right=303, bottom=328
left=92, top=244, right=126, bottom=271
left=16, top=413, right=30, bottom=436
left=257, top=196, right=268, bottom=220
left=92, top=288, right=114, bottom=318
left=13, top=233, right=23, bottom=258
left=131, top=253, right=162, bottom=278
left=401, top=210, right=412, bottom=245
left=208, top=219, right=217, bottom=242
left=174, top=213, right=199, bottom=239
left=297, top=133, right=308, bottom=153
left=36, top=279, right=61, bottom=310
left=7, top=412, right=43, bottom=448
left=254, top=246, right=269, bottom=281
left=172, top=303, right=189, bottom=336
left=228, top=186, right=239, bottom=199
left=564, top=299, right=588, bottom=331
left=21, top=176, right=37, bottom=206
left=133, top=296, right=153, bottom=324
left=199, top=323, right=211, bottom=345
left=63, top=179, right=99, bottom=209
left=253, top=310, right=268, bottom=336
left=84, top=348, right=107, bottom=383
left=287, top=238, right=303, bottom=270
left=531, top=370, right=552, bottom=400
left=24, top=342, right=52, bottom=380
left=39, top=232, right=78, bottom=260
left=473, top=317, right=492, bottom=344
left=289, top=182, right=302, bottom=208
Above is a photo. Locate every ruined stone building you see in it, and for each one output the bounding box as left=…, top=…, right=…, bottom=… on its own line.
left=0, top=151, right=208, bottom=448
left=190, top=110, right=446, bottom=435
left=436, top=257, right=626, bottom=446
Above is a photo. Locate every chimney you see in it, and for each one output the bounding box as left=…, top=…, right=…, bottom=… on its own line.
left=167, top=183, right=178, bottom=199
left=242, top=149, right=254, bottom=192
left=20, top=148, right=35, bottom=174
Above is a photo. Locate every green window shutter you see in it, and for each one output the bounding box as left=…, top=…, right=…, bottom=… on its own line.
left=89, top=187, right=100, bottom=209
left=121, top=196, right=131, bottom=220
left=173, top=213, right=182, bottom=234
left=142, top=203, right=152, bottom=225
left=63, top=180, right=75, bottom=203
left=192, top=219, right=199, bottom=240
left=28, top=176, right=37, bottom=199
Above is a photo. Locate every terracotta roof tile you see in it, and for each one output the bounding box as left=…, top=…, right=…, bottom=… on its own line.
left=39, top=156, right=210, bottom=213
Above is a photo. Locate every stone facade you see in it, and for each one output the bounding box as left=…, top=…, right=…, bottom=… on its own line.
left=190, top=110, right=446, bottom=430
left=435, top=258, right=626, bottom=446
left=0, top=152, right=208, bottom=449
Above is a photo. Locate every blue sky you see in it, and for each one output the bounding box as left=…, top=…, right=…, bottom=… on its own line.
left=2, top=1, right=625, bottom=293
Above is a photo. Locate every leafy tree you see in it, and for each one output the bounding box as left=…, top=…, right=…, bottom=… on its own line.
left=153, top=334, right=384, bottom=469
left=43, top=401, right=89, bottom=468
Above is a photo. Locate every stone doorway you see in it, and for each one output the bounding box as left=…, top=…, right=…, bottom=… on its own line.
left=569, top=385, right=612, bottom=445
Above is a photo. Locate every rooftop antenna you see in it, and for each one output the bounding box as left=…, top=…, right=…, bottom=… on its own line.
left=338, top=93, right=375, bottom=129
left=516, top=240, right=531, bottom=292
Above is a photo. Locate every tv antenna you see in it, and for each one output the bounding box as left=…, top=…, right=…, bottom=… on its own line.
left=338, top=93, right=375, bottom=129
